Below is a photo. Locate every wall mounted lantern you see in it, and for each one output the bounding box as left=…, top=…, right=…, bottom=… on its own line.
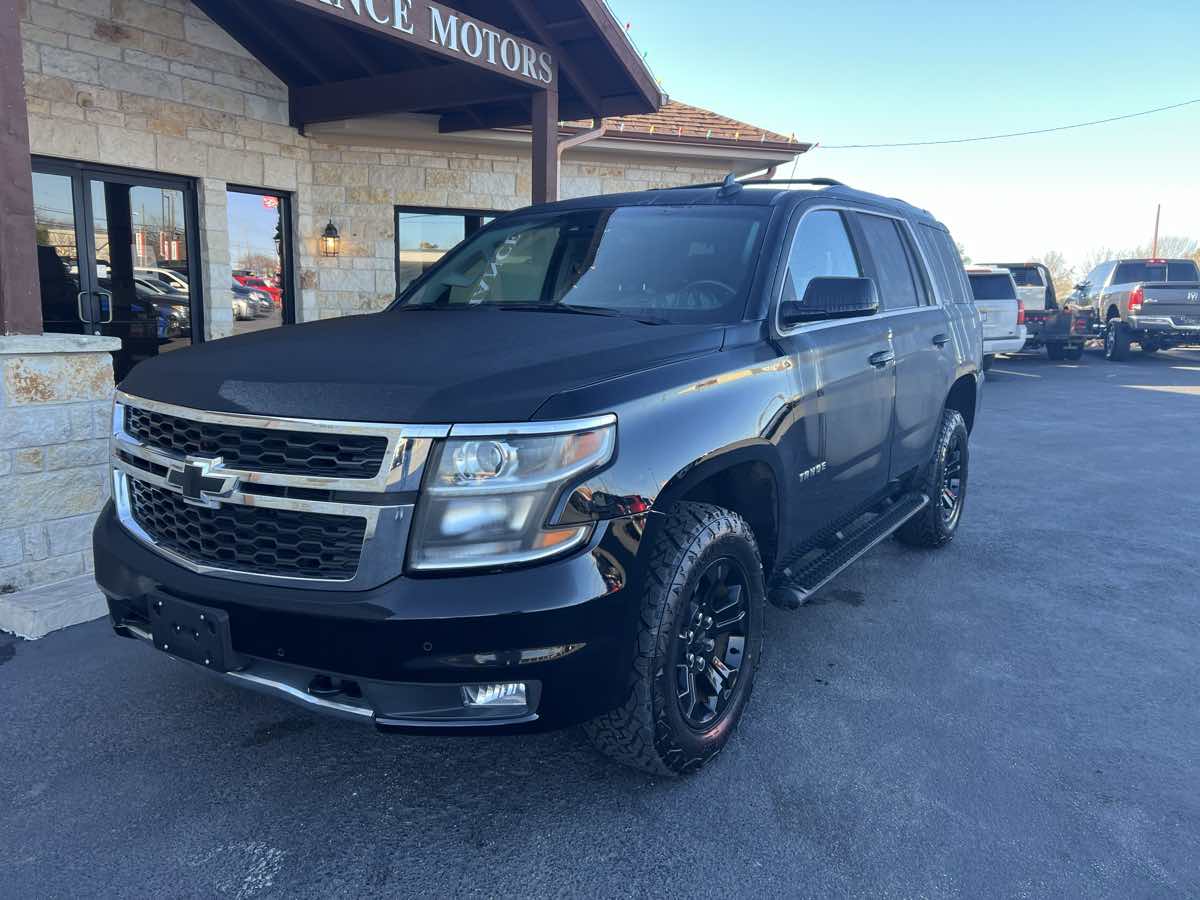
left=320, top=220, right=341, bottom=257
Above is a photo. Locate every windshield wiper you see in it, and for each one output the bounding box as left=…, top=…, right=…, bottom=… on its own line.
left=493, top=303, right=669, bottom=325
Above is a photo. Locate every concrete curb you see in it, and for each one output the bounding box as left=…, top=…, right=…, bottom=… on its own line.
left=0, top=574, right=108, bottom=640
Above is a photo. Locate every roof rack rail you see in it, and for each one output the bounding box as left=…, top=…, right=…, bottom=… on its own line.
left=663, top=175, right=845, bottom=191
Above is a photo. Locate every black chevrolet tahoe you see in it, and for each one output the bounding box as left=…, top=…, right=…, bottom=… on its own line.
left=95, top=177, right=983, bottom=775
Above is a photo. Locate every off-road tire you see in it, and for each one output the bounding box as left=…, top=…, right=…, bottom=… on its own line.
left=896, top=409, right=969, bottom=549
left=582, top=502, right=765, bottom=776
left=1104, top=321, right=1131, bottom=361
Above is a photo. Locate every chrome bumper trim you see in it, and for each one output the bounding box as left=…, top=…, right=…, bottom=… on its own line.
left=115, top=623, right=540, bottom=728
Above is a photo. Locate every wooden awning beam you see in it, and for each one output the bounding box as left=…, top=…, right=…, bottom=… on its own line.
left=292, top=68, right=534, bottom=126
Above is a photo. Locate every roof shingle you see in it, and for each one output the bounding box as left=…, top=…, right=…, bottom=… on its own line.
left=565, top=100, right=805, bottom=149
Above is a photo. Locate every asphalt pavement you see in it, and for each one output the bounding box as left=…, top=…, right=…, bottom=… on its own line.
left=2, top=346, right=1199, bottom=898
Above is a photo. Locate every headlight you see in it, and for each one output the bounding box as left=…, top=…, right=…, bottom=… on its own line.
left=409, top=417, right=615, bottom=571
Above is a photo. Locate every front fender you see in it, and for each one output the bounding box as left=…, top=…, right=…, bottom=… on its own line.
left=541, top=339, right=795, bottom=529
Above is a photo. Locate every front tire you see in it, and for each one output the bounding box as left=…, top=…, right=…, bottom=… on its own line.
left=583, top=502, right=765, bottom=775
left=896, top=409, right=969, bottom=549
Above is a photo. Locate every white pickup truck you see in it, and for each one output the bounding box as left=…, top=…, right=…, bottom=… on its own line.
left=967, top=267, right=1026, bottom=368
left=978, top=261, right=1057, bottom=311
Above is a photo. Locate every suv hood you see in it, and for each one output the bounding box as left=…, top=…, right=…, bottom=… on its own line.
left=119, top=310, right=724, bottom=423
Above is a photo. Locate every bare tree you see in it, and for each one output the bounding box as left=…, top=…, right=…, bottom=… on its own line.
left=1037, top=250, right=1077, bottom=297
left=955, top=241, right=971, bottom=265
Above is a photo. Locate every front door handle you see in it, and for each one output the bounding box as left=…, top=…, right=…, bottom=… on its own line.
left=933, top=333, right=951, bottom=346
left=94, top=290, right=114, bottom=324
left=869, top=349, right=895, bottom=368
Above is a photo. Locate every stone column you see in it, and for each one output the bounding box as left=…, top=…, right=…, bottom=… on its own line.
left=0, top=334, right=120, bottom=639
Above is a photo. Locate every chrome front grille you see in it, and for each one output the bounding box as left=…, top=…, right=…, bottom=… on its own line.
left=110, top=392, right=449, bottom=590
left=124, top=405, right=389, bottom=479
left=128, top=479, right=367, bottom=580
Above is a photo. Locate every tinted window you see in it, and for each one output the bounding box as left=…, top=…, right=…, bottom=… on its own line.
left=969, top=274, right=1017, bottom=300
left=857, top=214, right=921, bottom=311
left=398, top=206, right=769, bottom=325
left=1004, top=265, right=1044, bottom=287
left=1112, top=261, right=1200, bottom=284
left=781, top=209, right=860, bottom=302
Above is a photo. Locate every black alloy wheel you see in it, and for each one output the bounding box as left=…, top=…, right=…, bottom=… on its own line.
left=939, top=430, right=965, bottom=531
left=582, top=502, right=765, bottom=775
left=673, top=557, right=750, bottom=730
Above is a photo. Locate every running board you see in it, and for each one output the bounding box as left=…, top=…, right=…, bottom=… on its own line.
left=768, top=492, right=930, bottom=610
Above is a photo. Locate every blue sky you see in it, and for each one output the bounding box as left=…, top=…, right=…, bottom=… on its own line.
left=608, top=0, right=1200, bottom=271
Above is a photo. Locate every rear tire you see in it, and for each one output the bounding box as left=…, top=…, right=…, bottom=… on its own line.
left=1062, top=345, right=1083, bottom=362
left=583, top=502, right=765, bottom=775
left=1104, top=321, right=1131, bottom=360
left=896, top=409, right=969, bottom=549
left=1046, top=343, right=1065, bottom=360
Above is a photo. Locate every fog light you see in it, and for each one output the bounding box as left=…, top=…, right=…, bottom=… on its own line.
left=462, top=682, right=527, bottom=708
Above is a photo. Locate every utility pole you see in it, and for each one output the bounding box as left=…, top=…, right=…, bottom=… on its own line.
left=1152, top=204, right=1161, bottom=258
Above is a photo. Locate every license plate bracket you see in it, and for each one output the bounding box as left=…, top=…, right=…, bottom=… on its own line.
left=148, top=594, right=241, bottom=672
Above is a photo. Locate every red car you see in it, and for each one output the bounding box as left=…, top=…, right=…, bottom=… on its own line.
left=233, top=274, right=282, bottom=306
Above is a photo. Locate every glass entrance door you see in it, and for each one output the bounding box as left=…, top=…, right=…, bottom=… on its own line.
left=32, top=160, right=201, bottom=381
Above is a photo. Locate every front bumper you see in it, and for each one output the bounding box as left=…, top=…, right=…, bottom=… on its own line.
left=95, top=503, right=646, bottom=734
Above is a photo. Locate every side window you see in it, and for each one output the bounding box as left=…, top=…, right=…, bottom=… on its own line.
left=855, top=213, right=921, bottom=311
left=781, top=209, right=860, bottom=303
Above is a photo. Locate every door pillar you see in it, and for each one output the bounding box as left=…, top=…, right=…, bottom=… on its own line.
left=530, top=77, right=559, bottom=205
left=0, top=7, right=42, bottom=335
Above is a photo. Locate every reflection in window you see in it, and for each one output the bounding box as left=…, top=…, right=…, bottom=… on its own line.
left=32, top=172, right=82, bottom=334
left=227, top=190, right=288, bottom=336
left=782, top=210, right=861, bottom=302
left=396, top=208, right=495, bottom=296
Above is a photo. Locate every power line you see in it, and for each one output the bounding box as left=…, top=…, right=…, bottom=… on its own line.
left=814, top=97, right=1200, bottom=150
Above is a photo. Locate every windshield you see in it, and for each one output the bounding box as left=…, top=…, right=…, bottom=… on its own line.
left=1112, top=260, right=1200, bottom=284
left=395, top=206, right=770, bottom=325
left=969, top=273, right=1017, bottom=301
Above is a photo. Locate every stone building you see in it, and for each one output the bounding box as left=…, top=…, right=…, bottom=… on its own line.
left=0, top=0, right=807, bottom=637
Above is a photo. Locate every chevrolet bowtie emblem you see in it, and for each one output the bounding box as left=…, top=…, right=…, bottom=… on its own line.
left=166, top=456, right=240, bottom=508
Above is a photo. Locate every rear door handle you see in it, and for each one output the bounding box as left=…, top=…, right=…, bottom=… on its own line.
left=868, top=350, right=895, bottom=368
left=933, top=333, right=951, bottom=346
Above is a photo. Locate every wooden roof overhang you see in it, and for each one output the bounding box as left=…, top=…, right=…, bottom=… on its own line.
left=190, top=0, right=664, bottom=134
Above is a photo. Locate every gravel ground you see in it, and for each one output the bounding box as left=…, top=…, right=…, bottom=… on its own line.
left=2, top=346, right=1199, bottom=899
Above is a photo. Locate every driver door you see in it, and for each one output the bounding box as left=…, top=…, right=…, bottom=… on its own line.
left=774, top=208, right=896, bottom=545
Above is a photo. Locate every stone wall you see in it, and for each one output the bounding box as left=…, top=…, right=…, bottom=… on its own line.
left=0, top=335, right=119, bottom=596
left=21, top=0, right=727, bottom=329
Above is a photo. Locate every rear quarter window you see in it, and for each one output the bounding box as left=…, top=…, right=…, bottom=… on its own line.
left=917, top=223, right=971, bottom=303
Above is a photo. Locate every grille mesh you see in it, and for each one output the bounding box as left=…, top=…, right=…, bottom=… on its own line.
left=124, top=406, right=388, bottom=479
left=128, top=479, right=366, bottom=580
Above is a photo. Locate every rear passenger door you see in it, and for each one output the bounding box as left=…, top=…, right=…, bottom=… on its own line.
left=851, top=212, right=954, bottom=481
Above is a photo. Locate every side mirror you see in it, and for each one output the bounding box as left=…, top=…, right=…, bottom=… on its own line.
left=780, top=276, right=879, bottom=327
left=1073, top=282, right=1089, bottom=292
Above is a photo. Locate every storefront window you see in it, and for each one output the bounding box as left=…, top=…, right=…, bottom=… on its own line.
left=395, top=207, right=495, bottom=296
left=226, top=189, right=293, bottom=335
left=32, top=160, right=201, bottom=381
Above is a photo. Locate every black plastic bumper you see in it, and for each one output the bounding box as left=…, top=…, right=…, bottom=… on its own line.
left=94, top=503, right=647, bottom=733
